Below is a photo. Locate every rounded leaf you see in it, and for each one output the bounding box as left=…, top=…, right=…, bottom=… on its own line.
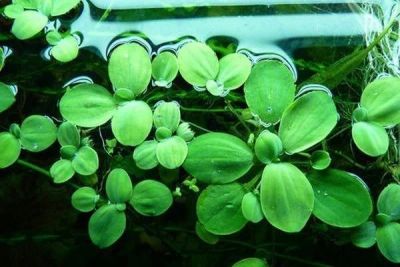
left=0, top=82, right=16, bottom=113
left=183, top=133, right=253, bottom=184
left=111, top=101, right=153, bottom=146
left=254, top=130, right=282, bottom=164
left=377, top=183, right=400, bottom=220
left=88, top=204, right=126, bottom=248
left=153, top=101, right=181, bottom=132
left=278, top=91, right=338, bottom=154
left=178, top=42, right=219, bottom=86
left=232, top=258, right=268, bottom=267
left=376, top=222, right=400, bottom=263
left=152, top=52, right=179, bottom=86
left=133, top=140, right=158, bottom=170
left=4, top=4, right=24, bottom=19
left=360, top=77, right=400, bottom=127
left=308, top=169, right=373, bottom=228
left=197, top=183, right=247, bottom=235
left=216, top=53, right=252, bottom=90
left=244, top=61, right=295, bottom=124
left=130, top=180, right=173, bottom=216
left=241, top=192, right=264, bottom=223
left=60, top=145, right=78, bottom=160
left=156, top=136, right=188, bottom=169
left=20, top=115, right=57, bottom=152
left=50, top=159, right=75, bottom=183
left=11, top=11, right=48, bottom=40
left=155, top=127, right=172, bottom=141
left=351, top=221, right=376, bottom=249
left=310, top=150, right=331, bottom=170
left=72, top=146, right=99, bottom=175
left=106, top=168, right=133, bottom=203
left=0, top=132, right=21, bottom=169
left=108, top=43, right=152, bottom=96
left=352, top=121, right=389, bottom=157
left=60, top=84, right=116, bottom=127
left=51, top=35, right=79, bottom=63
left=195, top=221, right=219, bottom=245
left=51, top=0, right=80, bottom=16
left=71, top=187, right=98, bottom=213
left=260, top=163, right=314, bottom=233
left=57, top=121, right=80, bottom=147
left=176, top=122, right=195, bottom=142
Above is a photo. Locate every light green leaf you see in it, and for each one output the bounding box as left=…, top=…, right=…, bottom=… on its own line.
left=60, top=83, right=116, bottom=128
left=106, top=168, right=133, bottom=203
left=108, top=43, right=152, bottom=96
left=216, top=53, right=252, bottom=90
left=11, top=11, right=48, bottom=40
left=310, top=150, right=331, bottom=170
left=4, top=4, right=24, bottom=19
left=278, top=91, right=338, bottom=154
left=360, top=77, right=400, bottom=127
left=232, top=258, right=268, bottom=267
left=114, top=88, right=135, bottom=101
left=197, top=183, right=247, bottom=235
left=178, top=42, right=219, bottom=87
left=260, top=163, right=314, bottom=233
left=0, top=82, right=16, bottom=113
left=13, top=0, right=35, bottom=9
left=156, top=136, right=188, bottom=169
left=50, top=159, right=75, bottom=183
left=308, top=169, right=372, bottom=228
left=111, top=101, right=153, bottom=146
left=89, top=204, right=126, bottom=248
left=376, top=222, right=400, bottom=263
left=195, top=221, right=219, bottom=245
left=241, top=192, right=264, bottom=223
left=51, top=35, right=79, bottom=63
left=244, top=61, right=295, bottom=124
left=50, top=0, right=80, bottom=16
left=0, top=132, right=21, bottom=169
left=377, top=183, right=400, bottom=220
left=60, top=145, right=78, bottom=160
left=152, top=52, right=179, bottom=87
left=155, top=127, right=172, bottom=141
left=46, top=30, right=62, bottom=45
left=183, top=133, right=254, bottom=184
left=254, top=130, right=282, bottom=164
left=72, top=146, right=99, bottom=175
left=176, top=122, right=194, bottom=142
left=130, top=180, right=173, bottom=216
left=351, top=221, right=376, bottom=248
left=57, top=121, right=80, bottom=147
left=20, top=115, right=57, bottom=152
left=352, top=121, right=389, bottom=157
left=35, top=0, right=52, bottom=16
left=133, top=140, right=158, bottom=170
left=153, top=101, right=181, bottom=132
left=71, top=186, right=98, bottom=213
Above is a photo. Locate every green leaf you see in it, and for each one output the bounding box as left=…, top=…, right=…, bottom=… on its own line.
left=111, top=101, right=153, bottom=146
left=241, top=192, right=264, bottom=223
left=60, top=145, right=78, bottom=160
left=310, top=150, right=331, bottom=170
left=152, top=52, right=179, bottom=87
left=72, top=146, right=99, bottom=175
left=278, top=91, right=338, bottom=154
left=0, top=82, right=16, bottom=113
left=57, top=121, right=80, bottom=147
left=176, top=122, right=194, bottom=142
left=106, top=168, right=133, bottom=203
left=352, top=121, right=389, bottom=157
left=0, top=47, right=4, bottom=71
left=351, top=221, right=376, bottom=248
left=254, top=130, right=282, bottom=164
left=60, top=83, right=116, bottom=128
left=153, top=101, right=181, bottom=132
left=50, top=0, right=80, bottom=16
left=35, top=0, right=52, bottom=16
left=51, top=35, right=79, bottom=63
left=197, top=183, right=247, bottom=235
left=88, top=204, right=126, bottom=248
left=0, top=132, right=21, bottom=169
left=377, top=184, right=400, bottom=220
left=13, top=0, right=35, bottom=9
left=244, top=61, right=295, bottom=124
left=376, top=222, right=400, bottom=263
left=71, top=187, right=98, bottom=213
left=11, top=11, right=48, bottom=40
left=20, top=115, right=57, bottom=152
left=108, top=43, right=152, bottom=96
left=217, top=53, right=252, bottom=90
left=156, top=136, right=188, bottom=169
left=4, top=4, right=24, bottom=19
left=360, top=77, right=400, bottom=127
left=232, top=258, right=268, bottom=267
left=155, top=127, right=172, bottom=141
left=50, top=159, right=75, bottom=183
left=178, top=42, right=219, bottom=87
left=130, top=180, right=173, bottom=216
left=308, top=169, right=372, bottom=228
left=195, top=221, right=219, bottom=245
left=183, top=133, right=254, bottom=184
left=46, top=30, right=62, bottom=45
left=133, top=140, right=158, bottom=170
left=260, top=163, right=314, bottom=233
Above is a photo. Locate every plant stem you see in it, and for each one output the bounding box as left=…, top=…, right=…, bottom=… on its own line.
left=16, top=159, right=51, bottom=178
left=332, top=150, right=367, bottom=170
left=225, top=100, right=251, bottom=135
left=180, top=106, right=230, bottom=113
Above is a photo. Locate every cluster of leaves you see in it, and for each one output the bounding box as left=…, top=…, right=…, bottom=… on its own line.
left=1, top=35, right=400, bottom=266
